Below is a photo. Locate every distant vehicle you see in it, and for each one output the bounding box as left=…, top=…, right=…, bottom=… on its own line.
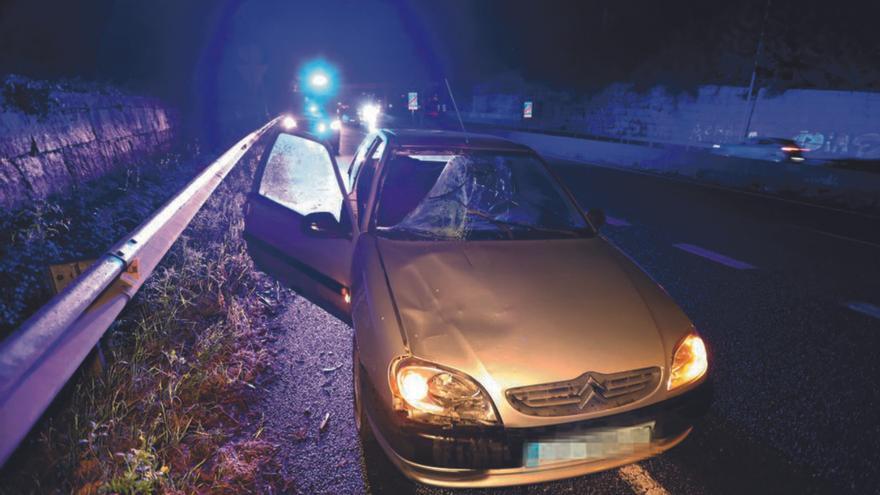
left=341, top=112, right=359, bottom=125
left=283, top=113, right=341, bottom=155
left=357, top=103, right=383, bottom=131
left=712, top=137, right=807, bottom=163
left=243, top=128, right=711, bottom=488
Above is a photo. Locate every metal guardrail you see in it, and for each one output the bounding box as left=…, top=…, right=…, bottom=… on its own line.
left=0, top=116, right=280, bottom=466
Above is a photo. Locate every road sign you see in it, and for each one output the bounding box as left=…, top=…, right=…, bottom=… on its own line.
left=408, top=92, right=419, bottom=111
left=523, top=101, right=533, bottom=119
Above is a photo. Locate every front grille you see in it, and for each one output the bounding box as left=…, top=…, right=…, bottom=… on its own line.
left=506, top=367, right=661, bottom=417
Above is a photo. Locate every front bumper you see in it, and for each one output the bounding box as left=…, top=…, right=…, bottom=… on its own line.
left=363, top=379, right=712, bottom=488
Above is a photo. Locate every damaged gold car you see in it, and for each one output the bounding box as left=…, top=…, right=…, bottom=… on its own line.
left=243, top=128, right=711, bottom=488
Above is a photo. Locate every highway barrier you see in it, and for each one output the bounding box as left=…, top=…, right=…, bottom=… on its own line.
left=0, top=117, right=281, bottom=466
left=482, top=127, right=880, bottom=211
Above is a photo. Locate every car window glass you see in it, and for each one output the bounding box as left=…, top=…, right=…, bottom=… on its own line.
left=348, top=136, right=377, bottom=191
left=355, top=139, right=385, bottom=221
left=375, top=151, right=590, bottom=240
left=258, top=133, right=344, bottom=221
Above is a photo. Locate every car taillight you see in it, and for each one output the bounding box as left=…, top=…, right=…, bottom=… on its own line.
left=780, top=146, right=806, bottom=152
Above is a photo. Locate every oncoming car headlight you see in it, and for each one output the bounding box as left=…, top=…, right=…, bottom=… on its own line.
left=330, top=119, right=341, bottom=131
left=390, top=357, right=499, bottom=425
left=667, top=333, right=708, bottom=391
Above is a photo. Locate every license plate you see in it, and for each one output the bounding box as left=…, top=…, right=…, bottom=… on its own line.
left=524, top=422, right=654, bottom=468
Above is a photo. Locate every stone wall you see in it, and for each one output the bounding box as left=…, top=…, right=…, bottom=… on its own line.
left=468, top=82, right=880, bottom=159
left=0, top=77, right=175, bottom=208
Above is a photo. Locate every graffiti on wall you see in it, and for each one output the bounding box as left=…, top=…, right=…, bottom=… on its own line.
left=794, top=131, right=880, bottom=158
left=612, top=118, right=648, bottom=138
left=689, top=122, right=739, bottom=144
left=853, top=133, right=880, bottom=158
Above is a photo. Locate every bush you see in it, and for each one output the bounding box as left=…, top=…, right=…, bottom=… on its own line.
left=1, top=79, right=52, bottom=117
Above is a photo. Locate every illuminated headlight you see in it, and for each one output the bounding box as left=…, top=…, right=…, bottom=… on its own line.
left=391, top=357, right=499, bottom=425
left=360, top=104, right=380, bottom=131
left=316, top=122, right=327, bottom=133
left=282, top=116, right=297, bottom=129
left=330, top=119, right=341, bottom=131
left=667, top=333, right=708, bottom=390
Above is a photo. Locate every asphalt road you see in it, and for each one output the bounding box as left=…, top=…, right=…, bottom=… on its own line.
left=253, top=126, right=880, bottom=494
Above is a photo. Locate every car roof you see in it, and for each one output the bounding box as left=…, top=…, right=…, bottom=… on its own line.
left=379, top=128, right=532, bottom=152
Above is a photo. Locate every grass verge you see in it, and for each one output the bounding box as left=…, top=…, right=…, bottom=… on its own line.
left=0, top=134, right=293, bottom=493
left=0, top=146, right=208, bottom=338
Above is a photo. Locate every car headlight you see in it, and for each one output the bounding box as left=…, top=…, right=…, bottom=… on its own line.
left=316, top=122, right=327, bottom=133
left=667, top=333, right=708, bottom=390
left=390, top=357, right=499, bottom=425
left=330, top=119, right=341, bottom=131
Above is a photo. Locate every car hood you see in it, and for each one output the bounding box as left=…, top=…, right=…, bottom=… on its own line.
left=377, top=237, right=671, bottom=416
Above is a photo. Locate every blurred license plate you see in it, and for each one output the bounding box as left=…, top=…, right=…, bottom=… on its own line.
left=524, top=423, right=653, bottom=467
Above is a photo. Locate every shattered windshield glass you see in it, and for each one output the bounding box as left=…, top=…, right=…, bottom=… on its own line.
left=375, top=150, right=591, bottom=240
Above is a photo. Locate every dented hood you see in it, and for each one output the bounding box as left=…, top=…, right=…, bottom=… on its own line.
left=377, top=237, right=668, bottom=396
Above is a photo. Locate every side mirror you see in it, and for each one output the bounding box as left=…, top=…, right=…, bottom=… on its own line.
left=302, top=211, right=348, bottom=238
left=586, top=208, right=606, bottom=230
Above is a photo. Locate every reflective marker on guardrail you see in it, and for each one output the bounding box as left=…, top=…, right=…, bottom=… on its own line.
left=0, top=116, right=280, bottom=467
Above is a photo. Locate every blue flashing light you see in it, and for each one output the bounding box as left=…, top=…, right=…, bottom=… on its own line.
left=299, top=59, right=339, bottom=98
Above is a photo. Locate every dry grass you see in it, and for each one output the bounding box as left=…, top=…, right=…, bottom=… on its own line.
left=0, top=136, right=293, bottom=494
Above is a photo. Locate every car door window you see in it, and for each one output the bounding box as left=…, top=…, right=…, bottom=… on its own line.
left=258, top=133, right=345, bottom=221
left=347, top=136, right=377, bottom=191
left=353, top=139, right=385, bottom=223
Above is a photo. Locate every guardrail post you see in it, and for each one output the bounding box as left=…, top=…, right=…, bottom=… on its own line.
left=87, top=341, right=107, bottom=375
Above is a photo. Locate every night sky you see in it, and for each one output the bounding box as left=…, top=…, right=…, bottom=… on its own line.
left=1, top=0, right=878, bottom=107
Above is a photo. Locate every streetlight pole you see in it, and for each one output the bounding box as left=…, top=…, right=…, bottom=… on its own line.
left=743, top=0, right=772, bottom=139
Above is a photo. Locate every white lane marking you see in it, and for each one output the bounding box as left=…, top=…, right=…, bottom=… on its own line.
left=798, top=227, right=880, bottom=250
left=673, top=243, right=756, bottom=270
left=618, top=463, right=670, bottom=495
left=845, top=301, right=880, bottom=320
left=606, top=215, right=631, bottom=227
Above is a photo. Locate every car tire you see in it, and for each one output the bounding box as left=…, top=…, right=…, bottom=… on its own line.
left=353, top=342, right=374, bottom=443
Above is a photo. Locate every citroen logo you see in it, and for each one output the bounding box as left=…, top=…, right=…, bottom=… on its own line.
left=576, top=374, right=606, bottom=410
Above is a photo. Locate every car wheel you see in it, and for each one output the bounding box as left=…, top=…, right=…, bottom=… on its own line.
left=353, top=342, right=373, bottom=443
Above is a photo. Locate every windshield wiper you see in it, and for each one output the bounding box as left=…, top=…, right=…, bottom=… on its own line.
left=378, top=226, right=449, bottom=241
left=466, top=210, right=579, bottom=238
